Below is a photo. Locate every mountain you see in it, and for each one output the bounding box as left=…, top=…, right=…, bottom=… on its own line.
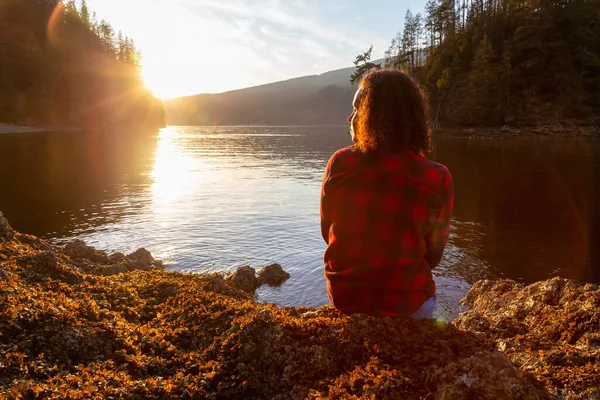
left=163, top=65, right=360, bottom=126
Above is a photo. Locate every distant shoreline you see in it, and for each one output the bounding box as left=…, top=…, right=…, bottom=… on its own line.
left=0, top=124, right=47, bottom=134
left=0, top=124, right=85, bottom=134
left=2, top=123, right=597, bottom=139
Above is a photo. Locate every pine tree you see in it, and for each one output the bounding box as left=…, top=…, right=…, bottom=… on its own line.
left=467, top=34, right=498, bottom=124
left=350, top=46, right=381, bottom=85
left=80, top=0, right=90, bottom=27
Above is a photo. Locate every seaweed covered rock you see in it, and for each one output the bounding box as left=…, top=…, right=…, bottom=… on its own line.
left=0, top=211, right=14, bottom=243
left=454, top=277, right=600, bottom=399
left=258, top=263, right=290, bottom=287
left=64, top=239, right=109, bottom=263
left=0, top=219, right=550, bottom=399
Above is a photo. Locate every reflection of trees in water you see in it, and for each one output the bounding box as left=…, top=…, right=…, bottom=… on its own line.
left=433, top=137, right=596, bottom=283
left=0, top=131, right=158, bottom=238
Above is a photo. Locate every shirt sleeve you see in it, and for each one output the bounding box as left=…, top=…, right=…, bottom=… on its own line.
left=424, top=167, right=454, bottom=268
left=320, top=154, right=335, bottom=244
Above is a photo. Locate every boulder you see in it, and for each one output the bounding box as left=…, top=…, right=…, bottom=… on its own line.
left=64, top=240, right=109, bottom=263
left=257, top=263, right=290, bottom=287
left=126, top=248, right=155, bottom=270
left=226, top=265, right=259, bottom=293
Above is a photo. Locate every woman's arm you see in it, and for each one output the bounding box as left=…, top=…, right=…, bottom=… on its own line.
left=320, top=155, right=336, bottom=244
left=424, top=168, right=454, bottom=268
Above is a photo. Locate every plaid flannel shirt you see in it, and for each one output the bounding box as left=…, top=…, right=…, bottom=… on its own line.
left=320, top=145, right=454, bottom=317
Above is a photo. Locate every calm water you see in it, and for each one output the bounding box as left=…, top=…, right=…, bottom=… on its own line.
left=1, top=127, right=597, bottom=320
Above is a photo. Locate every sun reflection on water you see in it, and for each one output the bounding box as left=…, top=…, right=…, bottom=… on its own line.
left=151, top=127, right=195, bottom=207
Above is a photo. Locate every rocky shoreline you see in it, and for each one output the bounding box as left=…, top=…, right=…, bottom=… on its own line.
left=0, top=212, right=598, bottom=399
left=435, top=122, right=599, bottom=140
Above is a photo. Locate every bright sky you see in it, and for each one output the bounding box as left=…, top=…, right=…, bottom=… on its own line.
left=85, top=0, right=426, bottom=98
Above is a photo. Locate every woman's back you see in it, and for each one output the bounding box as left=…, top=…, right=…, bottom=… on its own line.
left=321, top=146, right=453, bottom=316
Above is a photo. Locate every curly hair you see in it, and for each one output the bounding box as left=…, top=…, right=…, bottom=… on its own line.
left=354, top=69, right=431, bottom=155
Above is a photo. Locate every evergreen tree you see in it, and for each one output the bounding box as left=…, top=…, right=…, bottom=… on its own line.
left=0, top=0, right=164, bottom=130
left=80, top=0, right=90, bottom=28
left=365, top=0, right=600, bottom=126
left=350, top=46, right=381, bottom=85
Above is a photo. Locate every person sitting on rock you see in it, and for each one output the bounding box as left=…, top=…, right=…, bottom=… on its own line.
left=320, top=69, right=454, bottom=319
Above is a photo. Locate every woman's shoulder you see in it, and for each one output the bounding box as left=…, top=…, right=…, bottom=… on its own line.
left=331, top=145, right=356, bottom=159
left=420, top=158, right=453, bottom=188
left=329, top=145, right=360, bottom=168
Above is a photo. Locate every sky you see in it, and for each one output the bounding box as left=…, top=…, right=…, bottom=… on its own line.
left=85, top=0, right=426, bottom=98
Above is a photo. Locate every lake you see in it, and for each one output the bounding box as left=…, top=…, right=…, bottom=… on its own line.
left=1, top=126, right=597, bottom=320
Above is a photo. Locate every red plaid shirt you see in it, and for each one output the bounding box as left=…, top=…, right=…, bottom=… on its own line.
left=320, top=145, right=454, bottom=317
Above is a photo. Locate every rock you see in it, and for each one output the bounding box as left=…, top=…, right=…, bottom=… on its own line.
left=29, top=250, right=82, bottom=284
left=30, top=251, right=58, bottom=271
left=430, top=351, right=542, bottom=399
left=108, top=252, right=127, bottom=264
left=127, top=248, right=154, bottom=270
left=100, top=263, right=129, bottom=276
left=454, top=277, right=600, bottom=398
left=16, top=233, right=54, bottom=251
left=500, top=125, right=511, bottom=132
left=0, top=211, right=14, bottom=243
left=64, top=240, right=109, bottom=263
left=257, top=264, right=290, bottom=287
left=226, top=265, right=259, bottom=293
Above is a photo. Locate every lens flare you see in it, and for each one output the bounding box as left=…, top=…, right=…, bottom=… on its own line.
left=47, top=2, right=65, bottom=47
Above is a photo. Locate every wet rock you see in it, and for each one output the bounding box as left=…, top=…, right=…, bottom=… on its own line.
left=108, top=252, right=127, bottom=264
left=0, top=211, right=14, bottom=243
left=15, top=233, right=54, bottom=251
left=126, top=248, right=154, bottom=270
left=257, top=263, right=290, bottom=287
left=226, top=265, right=259, bottom=293
left=64, top=240, right=109, bottom=263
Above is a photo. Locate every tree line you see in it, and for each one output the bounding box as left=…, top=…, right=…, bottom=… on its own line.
left=0, top=0, right=164, bottom=131
left=353, top=0, right=600, bottom=127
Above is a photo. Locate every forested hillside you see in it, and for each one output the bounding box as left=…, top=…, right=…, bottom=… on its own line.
left=372, top=0, right=599, bottom=126
left=0, top=0, right=164, bottom=130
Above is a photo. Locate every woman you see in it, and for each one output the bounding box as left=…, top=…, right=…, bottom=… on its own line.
left=320, top=69, right=454, bottom=319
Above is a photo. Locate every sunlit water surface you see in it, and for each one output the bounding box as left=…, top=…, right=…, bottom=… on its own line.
left=1, top=126, right=597, bottom=320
